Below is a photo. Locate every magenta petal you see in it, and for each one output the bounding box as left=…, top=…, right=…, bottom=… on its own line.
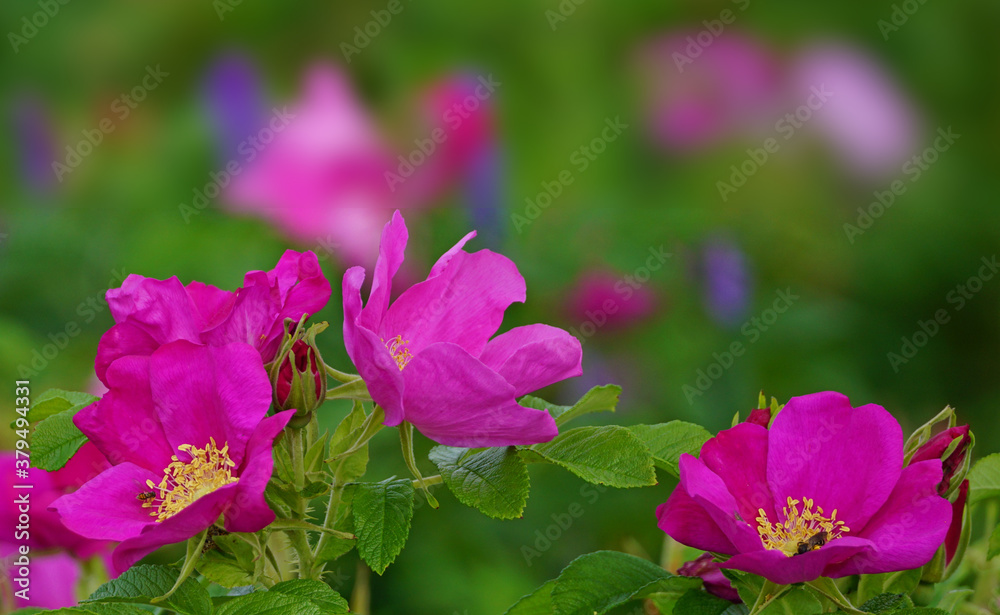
left=185, top=281, right=236, bottom=330
left=384, top=250, right=526, bottom=357
left=359, top=210, right=408, bottom=332
left=225, top=410, right=294, bottom=532
left=428, top=230, right=477, bottom=279
left=112, top=485, right=236, bottom=574
left=699, top=423, right=776, bottom=523
left=107, top=275, right=203, bottom=343
left=202, top=282, right=276, bottom=351
left=827, top=459, right=951, bottom=576
left=478, top=324, right=583, bottom=396
left=149, top=342, right=272, bottom=467
left=259, top=250, right=331, bottom=358
left=14, top=552, right=81, bottom=609
left=400, top=343, right=557, bottom=446
left=343, top=267, right=405, bottom=424
left=75, top=356, right=174, bottom=471
left=50, top=462, right=160, bottom=542
left=657, top=488, right=738, bottom=554
left=767, top=392, right=902, bottom=530
left=94, top=323, right=161, bottom=385
left=678, top=455, right=764, bottom=553
left=722, top=536, right=873, bottom=585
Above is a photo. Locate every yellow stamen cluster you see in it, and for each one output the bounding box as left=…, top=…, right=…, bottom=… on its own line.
left=755, top=496, right=849, bottom=557
left=384, top=335, right=413, bottom=370
left=142, top=438, right=237, bottom=523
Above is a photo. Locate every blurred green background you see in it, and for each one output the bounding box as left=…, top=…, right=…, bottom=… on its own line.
left=2, top=1, right=999, bottom=612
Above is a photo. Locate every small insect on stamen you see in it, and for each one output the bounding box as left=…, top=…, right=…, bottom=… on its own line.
left=795, top=530, right=828, bottom=555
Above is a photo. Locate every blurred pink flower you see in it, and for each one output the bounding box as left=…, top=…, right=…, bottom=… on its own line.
left=789, top=44, right=918, bottom=180
left=225, top=64, right=399, bottom=266
left=566, top=270, right=656, bottom=331
left=0, top=444, right=113, bottom=609
left=223, top=65, right=498, bottom=267
left=635, top=31, right=780, bottom=151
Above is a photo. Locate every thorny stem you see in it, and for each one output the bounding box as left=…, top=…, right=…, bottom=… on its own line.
left=288, top=429, right=315, bottom=578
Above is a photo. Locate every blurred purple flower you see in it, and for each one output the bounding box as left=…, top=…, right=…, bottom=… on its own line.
left=789, top=44, right=918, bottom=180
left=634, top=31, right=780, bottom=151
left=701, top=237, right=751, bottom=327
left=202, top=51, right=267, bottom=162
left=11, top=96, right=57, bottom=193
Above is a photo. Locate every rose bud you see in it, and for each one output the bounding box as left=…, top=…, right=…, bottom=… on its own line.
left=271, top=335, right=327, bottom=427
left=678, top=553, right=740, bottom=603
left=909, top=425, right=972, bottom=498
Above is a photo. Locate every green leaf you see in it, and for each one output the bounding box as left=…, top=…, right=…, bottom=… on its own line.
left=85, top=564, right=213, bottom=615
left=549, top=550, right=699, bottom=615
left=303, top=430, right=329, bottom=474
left=503, top=579, right=555, bottom=615
left=24, top=389, right=98, bottom=424
left=30, top=406, right=89, bottom=471
left=352, top=477, right=415, bottom=574
left=760, top=586, right=821, bottom=615
left=53, top=605, right=154, bottom=615
left=858, top=593, right=913, bottom=613
left=553, top=385, right=621, bottom=426
left=215, top=589, right=324, bottom=615
left=988, top=522, right=1000, bottom=561
left=314, top=486, right=358, bottom=565
left=671, top=589, right=748, bottom=615
left=270, top=579, right=349, bottom=613
left=528, top=426, right=656, bottom=488
left=856, top=569, right=922, bottom=605
left=196, top=549, right=256, bottom=589
left=968, top=452, right=1000, bottom=505
left=936, top=588, right=974, bottom=612
left=629, top=421, right=712, bottom=477
left=885, top=609, right=948, bottom=615
left=429, top=445, right=530, bottom=519
left=327, top=401, right=371, bottom=484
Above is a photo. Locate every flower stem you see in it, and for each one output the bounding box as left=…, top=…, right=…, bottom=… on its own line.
left=351, top=560, right=371, bottom=615
left=311, top=406, right=386, bottom=577
left=152, top=530, right=207, bottom=604
left=747, top=580, right=789, bottom=615
left=291, top=428, right=305, bottom=492
left=805, top=577, right=866, bottom=614
left=400, top=422, right=439, bottom=508
left=324, top=365, right=360, bottom=383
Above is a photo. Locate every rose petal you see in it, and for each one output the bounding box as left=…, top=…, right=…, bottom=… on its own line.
left=722, top=536, right=873, bottom=585
left=359, top=210, right=408, bottom=332
left=400, top=342, right=557, bottom=446
left=767, top=392, right=902, bottom=531
left=478, top=324, right=583, bottom=396
left=657, top=488, right=738, bottom=554
left=49, top=462, right=160, bottom=542
left=225, top=410, right=294, bottom=532
left=699, top=422, right=776, bottom=523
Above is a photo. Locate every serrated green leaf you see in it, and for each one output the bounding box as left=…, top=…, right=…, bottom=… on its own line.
left=85, top=564, right=212, bottom=615
left=30, top=406, right=89, bottom=471
left=968, top=453, right=1000, bottom=505
left=552, top=385, right=621, bottom=426
left=57, top=605, right=153, bottom=615
left=270, top=579, right=349, bottom=613
left=988, top=522, right=1000, bottom=561
left=858, top=592, right=913, bottom=613
left=528, top=426, right=656, bottom=488
left=352, top=477, right=415, bottom=574
left=197, top=550, right=256, bottom=588
left=629, top=421, right=712, bottom=477
left=672, top=589, right=747, bottom=615
left=503, top=579, right=555, bottom=615
left=215, top=589, right=324, bottom=615
left=429, top=445, right=530, bottom=519
left=549, top=550, right=700, bottom=615
left=886, top=609, right=948, bottom=615
left=24, top=389, right=98, bottom=424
